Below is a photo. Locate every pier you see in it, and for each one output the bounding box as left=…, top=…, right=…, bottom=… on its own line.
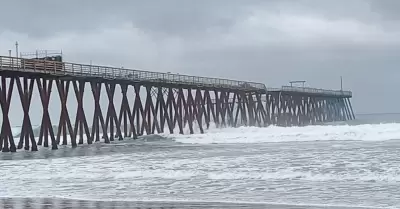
left=0, top=55, right=354, bottom=152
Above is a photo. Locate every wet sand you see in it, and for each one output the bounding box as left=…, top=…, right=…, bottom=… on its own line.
left=0, top=198, right=379, bottom=209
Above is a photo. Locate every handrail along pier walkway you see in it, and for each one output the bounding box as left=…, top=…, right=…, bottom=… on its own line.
left=0, top=56, right=352, bottom=96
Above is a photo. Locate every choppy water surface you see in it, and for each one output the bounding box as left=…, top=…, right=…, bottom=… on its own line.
left=1, top=122, right=400, bottom=208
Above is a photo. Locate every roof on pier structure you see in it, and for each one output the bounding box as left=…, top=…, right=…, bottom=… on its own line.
left=0, top=56, right=351, bottom=98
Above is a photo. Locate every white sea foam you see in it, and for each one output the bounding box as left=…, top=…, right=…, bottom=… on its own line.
left=3, top=155, right=400, bottom=184
left=10, top=122, right=400, bottom=146
left=206, top=169, right=400, bottom=182
left=166, top=123, right=400, bottom=144
left=4, top=122, right=400, bottom=208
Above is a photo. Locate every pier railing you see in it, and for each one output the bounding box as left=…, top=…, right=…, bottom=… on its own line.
left=280, top=86, right=352, bottom=97
left=0, top=56, right=352, bottom=97
left=0, top=56, right=266, bottom=91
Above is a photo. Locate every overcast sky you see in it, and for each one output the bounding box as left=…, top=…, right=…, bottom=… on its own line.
left=1, top=0, right=400, bottom=122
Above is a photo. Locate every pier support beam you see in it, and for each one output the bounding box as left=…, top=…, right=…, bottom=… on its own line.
left=16, top=77, right=36, bottom=151
left=0, top=77, right=16, bottom=152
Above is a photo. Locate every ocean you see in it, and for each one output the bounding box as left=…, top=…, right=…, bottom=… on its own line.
left=0, top=114, right=400, bottom=209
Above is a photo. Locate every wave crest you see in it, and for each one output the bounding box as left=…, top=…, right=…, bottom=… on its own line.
left=167, top=123, right=400, bottom=144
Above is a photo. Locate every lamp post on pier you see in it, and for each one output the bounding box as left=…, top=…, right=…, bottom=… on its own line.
left=340, top=76, right=343, bottom=91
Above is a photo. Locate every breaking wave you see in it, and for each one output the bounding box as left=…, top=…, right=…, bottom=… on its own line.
left=167, top=123, right=400, bottom=144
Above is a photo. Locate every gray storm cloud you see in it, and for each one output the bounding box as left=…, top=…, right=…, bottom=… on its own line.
left=1, top=0, right=400, bottom=118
